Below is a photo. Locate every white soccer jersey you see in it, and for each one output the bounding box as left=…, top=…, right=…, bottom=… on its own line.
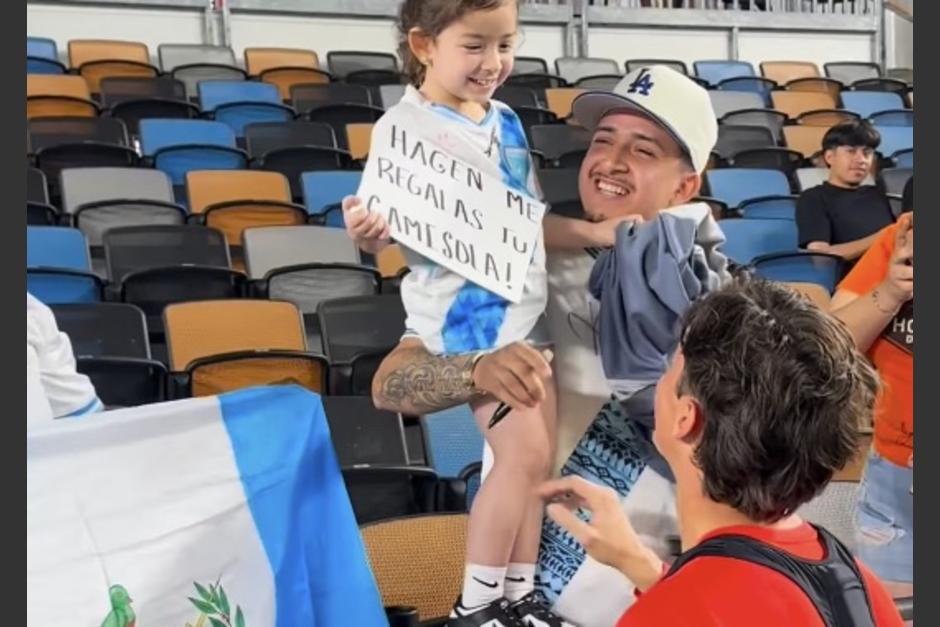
left=386, top=86, right=548, bottom=355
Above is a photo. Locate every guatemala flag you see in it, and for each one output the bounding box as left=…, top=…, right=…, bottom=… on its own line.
left=27, top=385, right=389, bottom=626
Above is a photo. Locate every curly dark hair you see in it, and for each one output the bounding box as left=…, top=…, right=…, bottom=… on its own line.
left=677, top=277, right=880, bottom=523
left=396, top=0, right=516, bottom=88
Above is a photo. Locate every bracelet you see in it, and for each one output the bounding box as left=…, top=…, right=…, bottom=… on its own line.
left=872, top=288, right=901, bottom=316
left=464, top=351, right=489, bottom=394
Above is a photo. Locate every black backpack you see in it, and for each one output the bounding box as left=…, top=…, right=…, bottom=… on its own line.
left=664, top=525, right=875, bottom=627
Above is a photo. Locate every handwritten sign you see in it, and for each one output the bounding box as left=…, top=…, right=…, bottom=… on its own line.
left=356, top=119, right=546, bottom=303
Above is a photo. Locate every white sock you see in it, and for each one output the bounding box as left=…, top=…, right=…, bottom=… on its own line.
left=462, top=563, right=507, bottom=609
left=504, top=562, right=536, bottom=602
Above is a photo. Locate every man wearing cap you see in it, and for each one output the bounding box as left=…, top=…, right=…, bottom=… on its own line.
left=346, top=66, right=719, bottom=626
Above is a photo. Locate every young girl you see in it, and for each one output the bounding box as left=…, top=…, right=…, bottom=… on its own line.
left=343, top=1, right=570, bottom=625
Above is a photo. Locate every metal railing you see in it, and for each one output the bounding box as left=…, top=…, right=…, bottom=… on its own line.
left=573, top=0, right=877, bottom=13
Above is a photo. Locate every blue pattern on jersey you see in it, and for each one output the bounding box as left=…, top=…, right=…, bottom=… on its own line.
left=534, top=399, right=653, bottom=604
left=442, top=107, right=533, bottom=353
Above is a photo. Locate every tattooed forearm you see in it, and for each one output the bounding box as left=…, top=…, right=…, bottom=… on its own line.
left=373, top=344, right=478, bottom=415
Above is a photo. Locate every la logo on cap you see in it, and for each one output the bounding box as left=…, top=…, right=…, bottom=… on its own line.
left=627, top=68, right=655, bottom=96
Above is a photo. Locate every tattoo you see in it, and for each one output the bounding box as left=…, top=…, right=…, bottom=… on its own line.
left=377, top=347, right=477, bottom=414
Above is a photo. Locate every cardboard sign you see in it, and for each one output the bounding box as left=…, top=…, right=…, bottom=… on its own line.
left=357, top=120, right=546, bottom=303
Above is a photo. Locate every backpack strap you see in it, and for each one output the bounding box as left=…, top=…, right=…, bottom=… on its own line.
left=665, top=525, right=875, bottom=627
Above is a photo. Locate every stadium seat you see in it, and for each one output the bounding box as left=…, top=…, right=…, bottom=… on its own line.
left=795, top=167, right=828, bottom=191
left=795, top=109, right=859, bottom=127
left=344, top=69, right=407, bottom=105
left=379, top=84, right=406, bottom=109
left=322, top=396, right=411, bottom=466
left=770, top=91, right=837, bottom=119
left=874, top=125, right=913, bottom=159
left=99, top=76, right=199, bottom=135
left=138, top=119, right=248, bottom=189
left=67, top=39, right=157, bottom=93
left=544, top=87, right=584, bottom=119
left=530, top=124, right=592, bottom=163
left=554, top=56, right=620, bottom=84
left=705, top=168, right=791, bottom=208
left=717, top=77, right=776, bottom=106
left=782, top=125, right=828, bottom=160
left=27, top=36, right=66, bottom=74
left=869, top=110, right=913, bottom=127
left=302, top=170, right=363, bottom=226
left=504, top=73, right=569, bottom=90
left=708, top=91, right=766, bottom=118
left=824, top=61, right=881, bottom=84
left=513, top=56, right=549, bottom=75
left=326, top=50, right=399, bottom=78
left=244, top=226, right=378, bottom=351
left=494, top=85, right=541, bottom=110
left=538, top=167, right=581, bottom=207
left=243, top=47, right=330, bottom=98
left=198, top=80, right=295, bottom=137
left=27, top=226, right=102, bottom=304
left=361, top=513, right=468, bottom=621
left=49, top=302, right=168, bottom=408
left=291, top=82, right=374, bottom=112
left=318, top=293, right=407, bottom=367
left=107, top=225, right=245, bottom=336
left=29, top=117, right=139, bottom=202
left=737, top=195, right=798, bottom=221
left=784, top=76, right=844, bottom=101
left=27, top=74, right=99, bottom=119
left=796, top=480, right=861, bottom=553
left=751, top=251, right=845, bottom=293
left=625, top=59, right=687, bottom=75
left=346, top=123, right=374, bottom=160
left=104, top=224, right=230, bottom=283
left=61, top=167, right=184, bottom=247
left=164, top=299, right=326, bottom=397
left=186, top=170, right=306, bottom=247
left=760, top=60, right=819, bottom=84
left=421, top=405, right=484, bottom=480
left=306, top=103, right=385, bottom=151
left=158, top=43, right=247, bottom=100
left=694, top=60, right=755, bottom=86
left=713, top=125, right=776, bottom=161
left=729, top=147, right=803, bottom=178
left=574, top=74, right=622, bottom=90
left=27, top=167, right=57, bottom=226
left=885, top=67, right=913, bottom=84
left=892, top=148, right=913, bottom=168
left=840, top=91, right=905, bottom=119
left=879, top=167, right=913, bottom=197
left=850, top=77, right=907, bottom=95
left=376, top=244, right=409, bottom=279
left=719, top=109, right=787, bottom=142
left=717, top=218, right=799, bottom=264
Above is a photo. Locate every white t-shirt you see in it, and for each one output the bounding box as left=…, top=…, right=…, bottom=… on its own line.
left=27, top=293, right=102, bottom=429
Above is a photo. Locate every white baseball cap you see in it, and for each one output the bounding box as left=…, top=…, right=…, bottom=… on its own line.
left=571, top=65, right=718, bottom=174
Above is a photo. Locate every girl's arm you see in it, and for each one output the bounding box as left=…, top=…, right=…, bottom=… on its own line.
left=543, top=213, right=643, bottom=251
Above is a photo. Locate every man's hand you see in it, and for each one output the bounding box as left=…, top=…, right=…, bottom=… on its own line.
left=537, top=476, right=664, bottom=592
left=472, top=342, right=553, bottom=411
left=343, top=195, right=391, bottom=254
left=589, top=215, right=645, bottom=248
left=879, top=213, right=914, bottom=307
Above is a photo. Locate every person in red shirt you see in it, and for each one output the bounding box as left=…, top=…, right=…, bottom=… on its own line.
left=538, top=278, right=905, bottom=626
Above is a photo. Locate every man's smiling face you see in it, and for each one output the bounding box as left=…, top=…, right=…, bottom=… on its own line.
left=577, top=110, right=700, bottom=222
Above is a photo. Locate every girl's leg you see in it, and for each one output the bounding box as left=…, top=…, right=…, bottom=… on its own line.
left=460, top=391, right=554, bottom=609
left=505, top=378, right=558, bottom=602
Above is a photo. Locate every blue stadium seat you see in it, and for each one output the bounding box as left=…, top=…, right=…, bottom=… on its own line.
left=716, top=77, right=776, bottom=107
left=892, top=149, right=913, bottom=168
left=840, top=91, right=905, bottom=120
left=421, top=405, right=484, bottom=508
left=302, top=171, right=363, bottom=228
left=738, top=195, right=797, bottom=221
left=751, top=251, right=845, bottom=293
left=27, top=37, right=66, bottom=74
left=139, top=119, right=248, bottom=188
left=706, top=169, right=791, bottom=209
left=717, top=218, right=799, bottom=265
left=869, top=110, right=913, bottom=127
left=198, top=81, right=295, bottom=136
left=694, top=60, right=755, bottom=87
left=27, top=226, right=102, bottom=304
left=874, top=126, right=913, bottom=159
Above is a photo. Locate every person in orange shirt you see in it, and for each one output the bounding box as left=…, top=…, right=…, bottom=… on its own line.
left=538, top=277, right=904, bottom=626
left=831, top=213, right=913, bottom=593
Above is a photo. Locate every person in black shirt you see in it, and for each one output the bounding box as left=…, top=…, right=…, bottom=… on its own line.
left=796, top=120, right=896, bottom=261
left=901, top=176, right=913, bottom=214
